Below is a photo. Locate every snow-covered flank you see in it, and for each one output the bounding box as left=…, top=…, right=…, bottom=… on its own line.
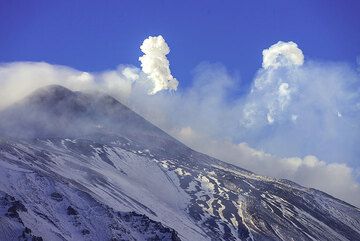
left=0, top=146, right=181, bottom=241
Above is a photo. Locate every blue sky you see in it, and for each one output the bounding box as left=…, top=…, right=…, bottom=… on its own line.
left=1, top=0, right=360, bottom=92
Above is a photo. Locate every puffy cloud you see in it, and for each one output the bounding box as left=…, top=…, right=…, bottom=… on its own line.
left=99, top=66, right=140, bottom=102
left=0, top=62, right=94, bottom=110
left=122, top=67, right=140, bottom=81
left=139, top=35, right=178, bottom=94
left=262, top=41, right=304, bottom=69
left=0, top=62, right=144, bottom=109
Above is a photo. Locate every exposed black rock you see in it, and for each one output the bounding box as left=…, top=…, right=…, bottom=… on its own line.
left=50, top=192, right=63, bottom=201
left=67, top=206, right=78, bottom=216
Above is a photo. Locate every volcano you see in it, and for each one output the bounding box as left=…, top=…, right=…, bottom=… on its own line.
left=0, top=85, right=359, bottom=241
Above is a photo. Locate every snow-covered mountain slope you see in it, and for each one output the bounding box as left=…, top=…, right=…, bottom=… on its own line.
left=0, top=85, right=359, bottom=241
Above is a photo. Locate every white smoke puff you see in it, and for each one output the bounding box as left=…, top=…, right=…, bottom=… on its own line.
left=267, top=113, right=275, bottom=124
left=262, top=41, right=304, bottom=69
left=278, top=82, right=290, bottom=97
left=139, top=35, right=179, bottom=94
left=278, top=82, right=291, bottom=110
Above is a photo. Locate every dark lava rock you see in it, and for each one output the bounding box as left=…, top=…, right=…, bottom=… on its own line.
left=20, top=227, right=43, bottom=241
left=21, top=227, right=32, bottom=238
left=8, top=200, right=27, bottom=212
left=119, top=211, right=181, bottom=241
left=50, top=192, right=63, bottom=201
left=6, top=200, right=27, bottom=218
left=32, top=236, right=43, bottom=241
left=67, top=206, right=78, bottom=215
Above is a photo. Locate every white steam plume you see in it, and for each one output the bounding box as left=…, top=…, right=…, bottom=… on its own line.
left=139, top=35, right=179, bottom=94
left=262, top=41, right=304, bottom=69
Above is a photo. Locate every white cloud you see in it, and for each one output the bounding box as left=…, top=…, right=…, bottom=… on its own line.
left=0, top=62, right=144, bottom=109
left=122, top=67, right=140, bottom=81
left=0, top=62, right=95, bottom=110
left=262, top=41, right=304, bottom=69
left=99, top=66, right=138, bottom=102
left=139, top=35, right=178, bottom=94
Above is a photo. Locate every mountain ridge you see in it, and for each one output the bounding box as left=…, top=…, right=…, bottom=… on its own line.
left=0, top=85, right=359, bottom=241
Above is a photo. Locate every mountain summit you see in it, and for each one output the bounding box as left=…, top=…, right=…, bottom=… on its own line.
left=0, top=85, right=359, bottom=241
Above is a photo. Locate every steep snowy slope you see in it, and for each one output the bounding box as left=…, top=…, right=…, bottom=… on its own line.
left=0, top=85, right=359, bottom=241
